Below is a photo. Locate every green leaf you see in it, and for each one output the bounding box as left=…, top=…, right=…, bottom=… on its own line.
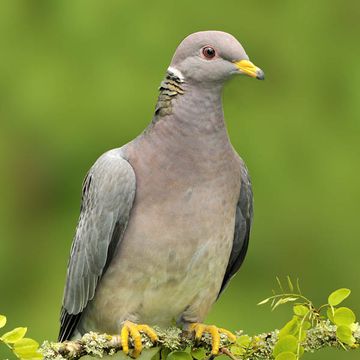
left=293, top=305, right=308, bottom=317
left=1, top=327, right=27, bottom=344
left=236, top=335, right=251, bottom=347
left=273, top=335, right=298, bottom=357
left=275, top=352, right=297, bottom=360
left=137, top=346, right=159, bottom=360
left=296, top=278, right=302, bottom=294
left=166, top=351, right=192, bottom=360
left=230, top=345, right=244, bottom=356
left=272, top=297, right=298, bottom=311
left=258, top=298, right=271, bottom=305
left=190, top=348, right=206, bottom=360
left=336, top=325, right=355, bottom=346
left=231, top=335, right=251, bottom=355
left=279, top=316, right=299, bottom=339
left=328, top=288, right=351, bottom=306
left=0, top=315, right=6, bottom=328
left=334, top=307, right=356, bottom=326
left=13, top=338, right=41, bottom=358
left=276, top=277, right=284, bottom=292
left=151, top=348, right=161, bottom=360
left=327, top=307, right=335, bottom=323
left=23, top=354, right=43, bottom=360
left=161, top=348, right=171, bottom=360
left=286, top=276, right=294, bottom=292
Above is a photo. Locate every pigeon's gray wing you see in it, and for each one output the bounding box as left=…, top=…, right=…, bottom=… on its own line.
left=218, top=161, right=253, bottom=295
left=59, top=149, right=136, bottom=342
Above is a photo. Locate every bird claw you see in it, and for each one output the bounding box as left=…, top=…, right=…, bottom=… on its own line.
left=189, top=323, right=236, bottom=355
left=120, top=320, right=158, bottom=358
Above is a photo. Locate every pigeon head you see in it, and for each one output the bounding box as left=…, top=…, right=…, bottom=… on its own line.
left=168, top=31, right=264, bottom=84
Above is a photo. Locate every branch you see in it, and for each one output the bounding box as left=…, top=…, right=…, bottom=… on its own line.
left=40, top=322, right=360, bottom=360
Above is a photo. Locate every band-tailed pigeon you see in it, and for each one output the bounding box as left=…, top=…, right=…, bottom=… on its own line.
left=59, top=30, right=264, bottom=356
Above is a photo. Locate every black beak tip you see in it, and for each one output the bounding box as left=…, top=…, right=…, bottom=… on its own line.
left=256, top=70, right=265, bottom=80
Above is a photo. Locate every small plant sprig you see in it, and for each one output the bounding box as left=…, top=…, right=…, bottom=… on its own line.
left=258, top=276, right=358, bottom=360
left=0, top=314, right=42, bottom=360
left=2, top=278, right=357, bottom=360
left=40, top=278, right=359, bottom=360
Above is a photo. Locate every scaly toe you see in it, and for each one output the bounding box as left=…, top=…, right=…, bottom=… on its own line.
left=218, top=327, right=237, bottom=343
left=189, top=323, right=236, bottom=355
left=120, top=321, right=158, bottom=358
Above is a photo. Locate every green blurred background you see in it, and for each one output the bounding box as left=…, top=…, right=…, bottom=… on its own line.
left=0, top=0, right=359, bottom=359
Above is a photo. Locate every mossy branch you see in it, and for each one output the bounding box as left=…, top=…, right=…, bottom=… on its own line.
left=40, top=322, right=360, bottom=360
left=2, top=279, right=359, bottom=360
left=39, top=281, right=360, bottom=360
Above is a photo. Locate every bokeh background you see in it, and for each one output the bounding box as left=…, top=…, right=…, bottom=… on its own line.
left=0, top=0, right=359, bottom=359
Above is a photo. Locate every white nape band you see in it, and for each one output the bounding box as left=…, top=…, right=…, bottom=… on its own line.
left=167, top=66, right=185, bottom=82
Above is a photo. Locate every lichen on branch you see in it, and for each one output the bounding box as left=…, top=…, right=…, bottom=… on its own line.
left=39, top=322, right=360, bottom=360
left=2, top=278, right=359, bottom=360
left=39, top=279, right=360, bottom=360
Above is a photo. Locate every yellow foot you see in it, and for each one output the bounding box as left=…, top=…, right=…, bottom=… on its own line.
left=120, top=320, right=158, bottom=358
left=189, top=323, right=236, bottom=355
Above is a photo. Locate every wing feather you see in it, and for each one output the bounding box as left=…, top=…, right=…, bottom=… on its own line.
left=58, top=148, right=136, bottom=341
left=218, top=159, right=253, bottom=295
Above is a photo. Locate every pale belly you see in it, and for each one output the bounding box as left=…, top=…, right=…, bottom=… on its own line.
left=79, top=180, right=238, bottom=334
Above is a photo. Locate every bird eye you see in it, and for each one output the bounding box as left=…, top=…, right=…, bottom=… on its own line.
left=202, top=46, right=216, bottom=59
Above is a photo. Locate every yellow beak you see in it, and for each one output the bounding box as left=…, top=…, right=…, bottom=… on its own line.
left=234, top=59, right=265, bottom=80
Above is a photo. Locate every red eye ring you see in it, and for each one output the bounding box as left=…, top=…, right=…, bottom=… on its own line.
left=202, top=46, right=216, bottom=59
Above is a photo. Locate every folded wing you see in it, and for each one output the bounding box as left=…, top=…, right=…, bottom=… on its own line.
left=59, top=149, right=136, bottom=341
